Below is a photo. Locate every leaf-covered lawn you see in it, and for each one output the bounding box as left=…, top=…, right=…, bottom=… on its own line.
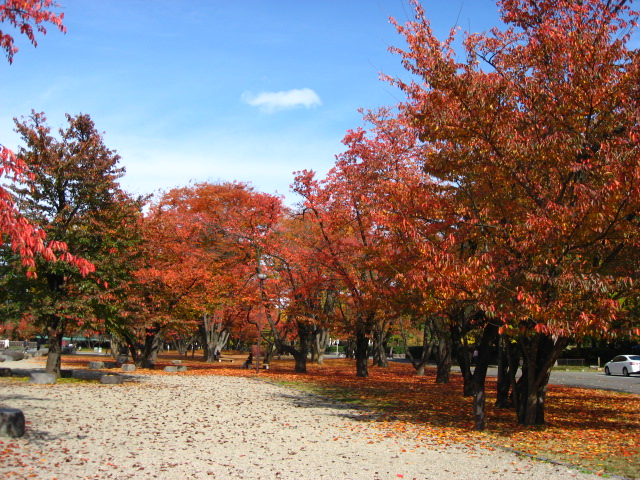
left=24, top=354, right=640, bottom=478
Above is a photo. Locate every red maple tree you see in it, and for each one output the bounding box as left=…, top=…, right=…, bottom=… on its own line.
left=384, top=0, right=640, bottom=425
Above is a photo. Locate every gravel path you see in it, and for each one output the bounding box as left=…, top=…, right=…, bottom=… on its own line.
left=0, top=363, right=601, bottom=480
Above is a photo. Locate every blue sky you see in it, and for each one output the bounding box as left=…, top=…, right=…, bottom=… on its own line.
left=1, top=0, right=501, bottom=205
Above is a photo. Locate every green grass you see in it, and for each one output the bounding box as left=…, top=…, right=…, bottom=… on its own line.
left=0, top=376, right=97, bottom=384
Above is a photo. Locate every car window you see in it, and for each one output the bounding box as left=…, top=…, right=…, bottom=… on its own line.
left=613, top=356, right=625, bottom=362
left=629, top=355, right=640, bottom=361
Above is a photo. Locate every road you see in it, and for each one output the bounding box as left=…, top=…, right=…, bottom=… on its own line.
left=546, top=368, right=640, bottom=395
left=386, top=358, right=640, bottom=395
left=479, top=366, right=640, bottom=395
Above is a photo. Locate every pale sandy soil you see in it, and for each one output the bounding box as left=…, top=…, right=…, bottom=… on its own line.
left=0, top=358, right=601, bottom=480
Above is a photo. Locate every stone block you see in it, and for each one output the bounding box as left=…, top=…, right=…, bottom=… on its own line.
left=29, top=372, right=57, bottom=384
left=88, top=361, right=105, bottom=369
left=71, top=370, right=97, bottom=380
left=121, top=364, right=136, bottom=372
left=171, top=360, right=182, bottom=365
left=3, top=351, right=24, bottom=361
left=100, top=374, right=124, bottom=385
left=116, top=355, right=129, bottom=364
left=104, top=362, right=117, bottom=369
left=0, top=408, right=25, bottom=438
left=164, top=365, right=188, bottom=372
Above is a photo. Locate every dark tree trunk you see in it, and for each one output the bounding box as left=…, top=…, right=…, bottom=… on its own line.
left=292, top=321, right=310, bottom=373
left=516, top=333, right=569, bottom=425
left=434, top=317, right=451, bottom=383
left=471, top=322, right=498, bottom=430
left=372, top=327, right=389, bottom=367
left=355, top=332, right=369, bottom=377
left=344, top=338, right=356, bottom=359
left=435, top=340, right=451, bottom=383
left=45, top=315, right=64, bottom=378
left=496, top=335, right=519, bottom=408
left=263, top=342, right=277, bottom=365
left=263, top=303, right=311, bottom=373
left=137, top=324, right=163, bottom=369
left=124, top=336, right=141, bottom=365
left=293, top=339, right=309, bottom=373
left=281, top=340, right=309, bottom=373
left=451, top=322, right=473, bottom=396
left=44, top=274, right=66, bottom=377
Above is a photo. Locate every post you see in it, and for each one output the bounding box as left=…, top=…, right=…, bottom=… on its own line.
left=256, top=272, right=268, bottom=375
left=256, top=323, right=261, bottom=375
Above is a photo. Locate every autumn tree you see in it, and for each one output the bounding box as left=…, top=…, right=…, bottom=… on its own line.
left=263, top=212, right=341, bottom=373
left=386, top=0, right=640, bottom=425
left=177, top=182, right=284, bottom=363
left=122, top=194, right=212, bottom=367
left=125, top=182, right=284, bottom=367
left=0, top=112, right=143, bottom=376
left=294, top=143, right=406, bottom=377
left=0, top=1, right=93, bottom=283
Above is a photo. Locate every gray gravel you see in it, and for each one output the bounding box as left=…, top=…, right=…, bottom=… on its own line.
left=0, top=360, right=602, bottom=479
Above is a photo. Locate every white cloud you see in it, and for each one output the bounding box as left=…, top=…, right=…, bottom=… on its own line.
left=241, top=88, right=321, bottom=113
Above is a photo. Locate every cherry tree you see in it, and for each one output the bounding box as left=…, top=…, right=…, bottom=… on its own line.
left=386, top=0, right=640, bottom=425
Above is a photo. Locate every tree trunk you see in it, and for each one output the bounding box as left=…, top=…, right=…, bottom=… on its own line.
left=435, top=340, right=451, bottom=383
left=109, top=335, right=122, bottom=360
left=495, top=335, right=511, bottom=408
left=516, top=333, right=569, bottom=425
left=263, top=342, right=277, bottom=365
left=44, top=274, right=66, bottom=377
left=263, top=304, right=311, bottom=373
left=45, top=315, right=64, bottom=377
left=293, top=347, right=308, bottom=373
left=344, top=337, right=356, bottom=359
left=310, top=326, right=329, bottom=365
left=178, top=344, right=188, bottom=356
left=451, top=322, right=473, bottom=396
left=471, top=322, right=498, bottom=430
left=200, top=314, right=230, bottom=363
left=137, top=324, right=163, bottom=369
left=372, top=327, right=389, bottom=367
left=496, top=335, right=520, bottom=408
left=281, top=338, right=309, bottom=373
left=292, top=321, right=310, bottom=373
left=434, top=317, right=451, bottom=384
left=355, top=332, right=369, bottom=377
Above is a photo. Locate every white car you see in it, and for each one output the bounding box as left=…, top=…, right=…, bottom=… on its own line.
left=604, top=355, right=640, bottom=376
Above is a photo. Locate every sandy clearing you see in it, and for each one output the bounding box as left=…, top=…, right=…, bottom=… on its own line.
left=0, top=362, right=603, bottom=480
